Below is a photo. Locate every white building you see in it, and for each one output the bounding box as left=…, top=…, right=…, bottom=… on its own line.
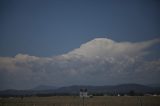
left=80, top=88, right=88, bottom=98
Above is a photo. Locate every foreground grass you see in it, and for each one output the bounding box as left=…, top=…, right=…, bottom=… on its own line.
left=0, top=96, right=160, bottom=106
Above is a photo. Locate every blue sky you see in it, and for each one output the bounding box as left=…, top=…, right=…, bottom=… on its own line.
left=0, top=0, right=159, bottom=56
left=0, top=0, right=160, bottom=90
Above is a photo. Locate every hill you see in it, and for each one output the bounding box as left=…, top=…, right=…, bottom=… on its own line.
left=0, top=84, right=159, bottom=97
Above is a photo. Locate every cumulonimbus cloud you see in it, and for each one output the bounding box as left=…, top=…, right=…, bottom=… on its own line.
left=0, top=38, right=160, bottom=90
left=65, top=38, right=160, bottom=58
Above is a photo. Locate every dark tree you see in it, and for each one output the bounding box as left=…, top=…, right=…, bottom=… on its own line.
left=129, top=90, right=135, bottom=96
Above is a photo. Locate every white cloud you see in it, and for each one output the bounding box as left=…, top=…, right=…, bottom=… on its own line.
left=66, top=38, right=160, bottom=58
left=0, top=38, right=160, bottom=90
left=15, top=53, right=39, bottom=62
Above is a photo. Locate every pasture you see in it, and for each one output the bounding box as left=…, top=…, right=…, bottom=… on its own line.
left=0, top=96, right=160, bottom=106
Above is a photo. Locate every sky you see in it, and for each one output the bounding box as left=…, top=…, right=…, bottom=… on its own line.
left=0, top=0, right=160, bottom=90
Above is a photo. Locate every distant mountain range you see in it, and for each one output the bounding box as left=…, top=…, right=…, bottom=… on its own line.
left=52, top=84, right=158, bottom=94
left=0, top=84, right=160, bottom=96
left=32, top=85, right=58, bottom=91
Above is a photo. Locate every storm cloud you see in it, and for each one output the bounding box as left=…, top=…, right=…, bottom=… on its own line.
left=0, top=38, right=160, bottom=90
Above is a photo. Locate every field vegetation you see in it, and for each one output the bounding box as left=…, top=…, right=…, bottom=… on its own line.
left=0, top=96, right=160, bottom=106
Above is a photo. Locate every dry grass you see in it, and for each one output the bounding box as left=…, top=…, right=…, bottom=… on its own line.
left=0, top=96, right=160, bottom=106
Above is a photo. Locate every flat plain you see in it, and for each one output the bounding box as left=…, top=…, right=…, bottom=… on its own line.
left=0, top=96, right=160, bottom=106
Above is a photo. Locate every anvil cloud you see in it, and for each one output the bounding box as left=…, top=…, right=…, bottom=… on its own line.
left=0, top=38, right=160, bottom=90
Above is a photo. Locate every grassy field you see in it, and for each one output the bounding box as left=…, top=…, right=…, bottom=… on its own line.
left=0, top=96, right=160, bottom=106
